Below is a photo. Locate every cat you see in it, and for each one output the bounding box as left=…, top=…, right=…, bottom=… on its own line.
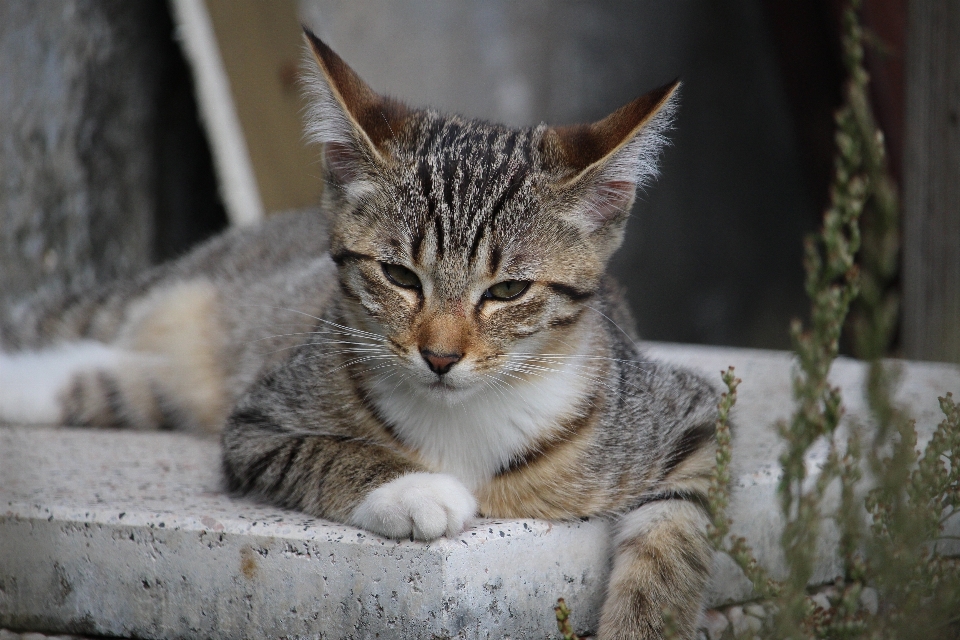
left=0, top=30, right=720, bottom=640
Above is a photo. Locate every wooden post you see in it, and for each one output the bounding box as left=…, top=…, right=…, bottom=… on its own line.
left=902, top=0, right=960, bottom=363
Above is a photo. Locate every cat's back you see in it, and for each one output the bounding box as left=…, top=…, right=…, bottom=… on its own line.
left=161, top=208, right=331, bottom=285
left=1, top=209, right=332, bottom=348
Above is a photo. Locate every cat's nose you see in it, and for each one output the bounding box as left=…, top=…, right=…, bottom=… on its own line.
left=420, top=349, right=462, bottom=375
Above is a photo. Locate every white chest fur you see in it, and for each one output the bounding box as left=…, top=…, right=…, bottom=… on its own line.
left=366, top=351, right=595, bottom=490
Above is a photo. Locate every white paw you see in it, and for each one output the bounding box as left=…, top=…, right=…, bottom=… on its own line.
left=350, top=472, right=477, bottom=540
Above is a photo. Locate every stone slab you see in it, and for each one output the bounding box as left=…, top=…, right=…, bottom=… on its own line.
left=1, top=344, right=959, bottom=638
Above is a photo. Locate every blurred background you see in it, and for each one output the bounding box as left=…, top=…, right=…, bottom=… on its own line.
left=0, top=1, right=955, bottom=360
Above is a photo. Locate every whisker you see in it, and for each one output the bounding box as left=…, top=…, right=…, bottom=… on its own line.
left=371, top=367, right=401, bottom=387
left=506, top=352, right=658, bottom=370
left=496, top=370, right=531, bottom=385
left=499, top=361, right=634, bottom=403
left=314, top=354, right=396, bottom=373
left=352, top=361, right=400, bottom=377
left=505, top=355, right=652, bottom=382
left=236, top=304, right=387, bottom=343
left=584, top=305, right=639, bottom=346
left=480, top=371, right=512, bottom=394
left=255, top=335, right=387, bottom=350
left=254, top=340, right=390, bottom=358
left=312, top=317, right=389, bottom=342
left=225, top=303, right=390, bottom=347
left=503, top=351, right=664, bottom=381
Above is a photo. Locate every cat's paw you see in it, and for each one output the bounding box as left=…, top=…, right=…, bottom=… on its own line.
left=350, top=472, right=477, bottom=540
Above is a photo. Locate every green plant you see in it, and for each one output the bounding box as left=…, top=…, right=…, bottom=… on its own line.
left=554, top=597, right=581, bottom=640
left=707, top=1, right=960, bottom=639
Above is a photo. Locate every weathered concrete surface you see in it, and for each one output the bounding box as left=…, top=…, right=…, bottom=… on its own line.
left=0, top=430, right=610, bottom=639
left=1, top=344, right=959, bottom=638
left=0, top=631, right=93, bottom=640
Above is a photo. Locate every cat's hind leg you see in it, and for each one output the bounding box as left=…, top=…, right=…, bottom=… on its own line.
left=0, top=341, right=203, bottom=431
left=0, top=280, right=229, bottom=433
left=0, top=341, right=127, bottom=425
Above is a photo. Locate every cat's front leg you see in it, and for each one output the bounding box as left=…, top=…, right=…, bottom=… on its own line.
left=223, top=410, right=476, bottom=540
left=598, top=500, right=712, bottom=640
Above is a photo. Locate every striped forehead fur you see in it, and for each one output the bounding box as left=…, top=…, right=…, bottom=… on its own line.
left=396, top=114, right=545, bottom=264
left=301, top=39, right=679, bottom=259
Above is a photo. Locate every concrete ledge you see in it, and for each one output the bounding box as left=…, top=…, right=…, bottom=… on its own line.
left=2, top=344, right=959, bottom=638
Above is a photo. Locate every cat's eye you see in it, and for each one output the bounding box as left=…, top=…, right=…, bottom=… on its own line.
left=382, top=263, right=422, bottom=289
left=483, top=280, right=530, bottom=301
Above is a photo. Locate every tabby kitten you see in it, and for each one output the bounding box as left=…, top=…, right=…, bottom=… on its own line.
left=0, top=32, right=719, bottom=639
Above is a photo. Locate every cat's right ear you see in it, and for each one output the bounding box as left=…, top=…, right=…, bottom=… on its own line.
left=302, top=29, right=408, bottom=196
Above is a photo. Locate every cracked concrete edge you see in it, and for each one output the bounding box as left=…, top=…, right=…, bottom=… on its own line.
left=0, top=631, right=101, bottom=640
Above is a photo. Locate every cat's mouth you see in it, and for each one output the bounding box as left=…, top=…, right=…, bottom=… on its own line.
left=415, top=374, right=481, bottom=403
left=398, top=359, right=484, bottom=401
left=428, top=377, right=457, bottom=391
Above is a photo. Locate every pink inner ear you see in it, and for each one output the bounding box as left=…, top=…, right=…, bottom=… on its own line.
left=324, top=141, right=363, bottom=185
left=581, top=180, right=637, bottom=228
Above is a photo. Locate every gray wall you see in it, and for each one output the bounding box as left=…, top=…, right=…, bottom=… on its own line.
left=0, top=1, right=225, bottom=309
left=0, top=2, right=159, bottom=305
left=903, top=0, right=960, bottom=363
left=302, top=0, right=816, bottom=348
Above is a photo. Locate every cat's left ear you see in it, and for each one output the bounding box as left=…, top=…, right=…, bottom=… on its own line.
left=542, top=81, right=679, bottom=245
left=302, top=29, right=408, bottom=195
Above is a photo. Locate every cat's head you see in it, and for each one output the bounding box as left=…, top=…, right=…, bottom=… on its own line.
left=302, top=31, right=677, bottom=401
